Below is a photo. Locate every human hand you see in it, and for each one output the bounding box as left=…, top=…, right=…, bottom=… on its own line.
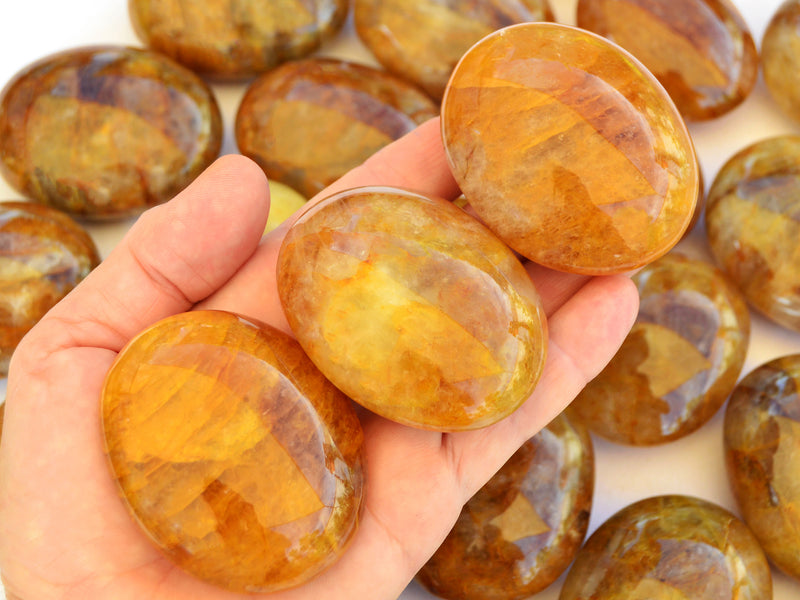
left=0, top=117, right=638, bottom=600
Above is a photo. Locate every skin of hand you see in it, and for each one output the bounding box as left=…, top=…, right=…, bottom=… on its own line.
left=0, top=117, right=638, bottom=600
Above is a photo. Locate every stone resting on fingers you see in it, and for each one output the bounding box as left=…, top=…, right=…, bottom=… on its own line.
left=0, top=117, right=638, bottom=600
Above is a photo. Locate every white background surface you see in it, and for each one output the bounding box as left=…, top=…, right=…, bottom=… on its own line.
left=1, top=0, right=799, bottom=598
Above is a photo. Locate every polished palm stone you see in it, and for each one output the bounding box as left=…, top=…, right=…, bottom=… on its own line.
left=102, top=310, right=365, bottom=592
left=236, top=58, right=438, bottom=199
left=354, top=0, right=554, bottom=100
left=762, top=0, right=800, bottom=123
left=724, top=354, right=800, bottom=581
left=706, top=135, right=800, bottom=333
left=416, top=412, right=593, bottom=600
left=571, top=253, right=750, bottom=445
left=0, top=46, right=222, bottom=219
left=576, top=0, right=758, bottom=121
left=129, top=0, right=349, bottom=80
left=559, top=495, right=772, bottom=599
left=0, top=201, right=100, bottom=374
left=277, top=186, right=548, bottom=431
left=441, top=23, right=698, bottom=275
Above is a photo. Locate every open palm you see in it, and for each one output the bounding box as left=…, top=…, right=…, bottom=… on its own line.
left=0, top=118, right=638, bottom=600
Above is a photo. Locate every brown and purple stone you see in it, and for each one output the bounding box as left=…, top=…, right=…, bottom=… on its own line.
left=0, top=46, right=222, bottom=219
left=416, top=412, right=593, bottom=599
left=235, top=58, right=439, bottom=199
left=725, top=354, right=800, bottom=581
left=571, top=253, right=750, bottom=445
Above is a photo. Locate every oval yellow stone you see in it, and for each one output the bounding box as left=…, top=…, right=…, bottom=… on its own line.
left=277, top=186, right=548, bottom=431
left=102, top=310, right=364, bottom=592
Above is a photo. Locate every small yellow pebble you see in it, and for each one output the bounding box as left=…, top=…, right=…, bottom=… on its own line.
left=266, top=180, right=307, bottom=233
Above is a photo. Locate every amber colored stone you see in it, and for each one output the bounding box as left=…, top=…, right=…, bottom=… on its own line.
left=576, top=0, right=758, bottom=121
left=724, top=354, right=800, bottom=581
left=0, top=46, right=222, bottom=219
left=277, top=186, right=548, bottom=431
left=706, top=135, right=800, bottom=333
left=762, top=0, right=800, bottom=123
left=129, top=0, right=349, bottom=80
left=236, top=58, right=438, bottom=199
left=102, top=310, right=364, bottom=592
left=571, top=253, right=750, bottom=445
left=559, top=495, right=772, bottom=599
left=0, top=201, right=100, bottom=373
left=416, top=412, right=593, bottom=600
left=354, top=0, right=554, bottom=100
left=441, top=23, right=698, bottom=275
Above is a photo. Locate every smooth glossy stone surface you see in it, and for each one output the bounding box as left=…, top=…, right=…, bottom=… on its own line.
left=0, top=46, right=222, bottom=219
left=355, top=0, right=554, bottom=100
left=442, top=23, right=698, bottom=275
left=416, top=412, right=593, bottom=600
left=559, top=495, right=772, bottom=600
left=277, top=186, right=548, bottom=431
left=102, top=310, right=364, bottom=592
left=684, top=159, right=706, bottom=238
left=576, top=0, right=758, bottom=121
left=571, top=253, right=750, bottom=445
left=0, top=201, right=99, bottom=374
left=725, top=354, right=800, bottom=581
left=762, top=0, right=800, bottom=123
left=265, top=180, right=307, bottom=233
left=236, top=58, right=438, bottom=199
left=706, top=135, right=800, bottom=333
left=129, top=0, right=349, bottom=80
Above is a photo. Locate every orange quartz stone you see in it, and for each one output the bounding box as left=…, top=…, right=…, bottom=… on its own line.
left=576, top=0, right=758, bottom=121
left=276, top=186, right=548, bottom=431
left=236, top=58, right=438, bottom=199
left=0, top=201, right=100, bottom=373
left=560, top=495, right=772, bottom=599
left=129, top=0, right=349, bottom=80
left=441, top=23, right=698, bottom=275
left=0, top=46, right=222, bottom=219
left=571, top=253, right=750, bottom=445
left=101, top=310, right=365, bottom=593
left=354, top=0, right=554, bottom=100
left=416, top=412, right=593, bottom=600
left=762, top=0, right=800, bottom=123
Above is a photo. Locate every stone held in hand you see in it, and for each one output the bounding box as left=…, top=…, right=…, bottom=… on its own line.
left=441, top=22, right=699, bottom=275
left=277, top=186, right=548, bottom=431
left=102, top=310, right=365, bottom=593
